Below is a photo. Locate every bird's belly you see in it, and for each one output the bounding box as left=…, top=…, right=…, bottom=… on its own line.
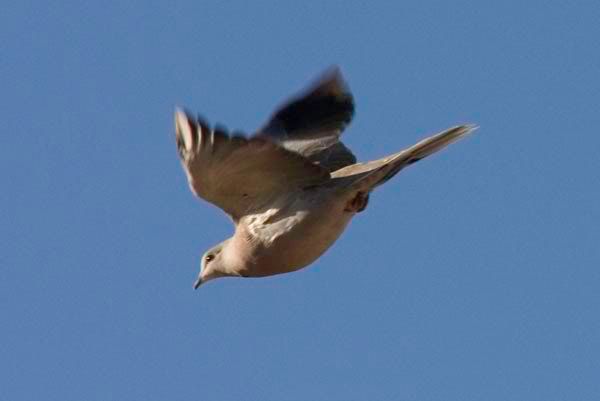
left=249, top=195, right=354, bottom=276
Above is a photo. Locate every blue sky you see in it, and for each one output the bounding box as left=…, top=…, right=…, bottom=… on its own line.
left=2, top=1, right=599, bottom=400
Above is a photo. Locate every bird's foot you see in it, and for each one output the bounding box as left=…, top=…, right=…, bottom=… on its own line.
left=345, top=191, right=369, bottom=213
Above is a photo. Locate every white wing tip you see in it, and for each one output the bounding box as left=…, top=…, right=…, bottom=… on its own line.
left=462, top=123, right=480, bottom=134
left=175, top=108, right=195, bottom=152
left=446, top=123, right=479, bottom=141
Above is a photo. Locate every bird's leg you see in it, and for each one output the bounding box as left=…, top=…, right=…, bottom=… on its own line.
left=345, top=191, right=369, bottom=213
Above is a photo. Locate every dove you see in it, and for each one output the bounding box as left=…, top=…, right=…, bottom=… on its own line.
left=174, top=68, right=476, bottom=288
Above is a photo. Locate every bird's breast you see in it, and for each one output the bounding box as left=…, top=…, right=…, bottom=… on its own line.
left=241, top=190, right=354, bottom=276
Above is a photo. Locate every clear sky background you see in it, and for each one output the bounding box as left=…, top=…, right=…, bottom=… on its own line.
left=2, top=2, right=599, bottom=400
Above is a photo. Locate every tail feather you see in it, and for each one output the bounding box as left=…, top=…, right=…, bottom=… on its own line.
left=333, top=124, right=477, bottom=190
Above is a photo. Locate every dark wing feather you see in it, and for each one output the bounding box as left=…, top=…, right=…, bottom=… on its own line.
left=258, top=67, right=357, bottom=172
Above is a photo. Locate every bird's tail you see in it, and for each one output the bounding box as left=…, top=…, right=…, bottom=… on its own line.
left=332, top=124, right=477, bottom=191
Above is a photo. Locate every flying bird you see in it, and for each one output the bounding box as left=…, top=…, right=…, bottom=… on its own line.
left=174, top=68, right=476, bottom=288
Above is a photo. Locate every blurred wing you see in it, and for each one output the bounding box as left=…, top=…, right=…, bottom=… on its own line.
left=258, top=67, right=357, bottom=172
left=175, top=111, right=329, bottom=221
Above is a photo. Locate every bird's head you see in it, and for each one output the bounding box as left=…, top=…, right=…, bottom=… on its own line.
left=193, top=241, right=231, bottom=289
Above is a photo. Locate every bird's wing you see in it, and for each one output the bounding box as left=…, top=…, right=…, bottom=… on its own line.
left=331, top=125, right=477, bottom=190
left=175, top=111, right=330, bottom=222
left=257, top=67, right=357, bottom=172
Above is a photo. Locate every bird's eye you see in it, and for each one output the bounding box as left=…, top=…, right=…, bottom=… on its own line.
left=205, top=254, right=214, bottom=263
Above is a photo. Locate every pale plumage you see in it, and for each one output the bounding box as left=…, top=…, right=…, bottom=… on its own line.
left=174, top=68, right=476, bottom=288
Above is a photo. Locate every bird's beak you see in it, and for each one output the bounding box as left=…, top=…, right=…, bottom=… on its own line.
left=193, top=276, right=203, bottom=290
